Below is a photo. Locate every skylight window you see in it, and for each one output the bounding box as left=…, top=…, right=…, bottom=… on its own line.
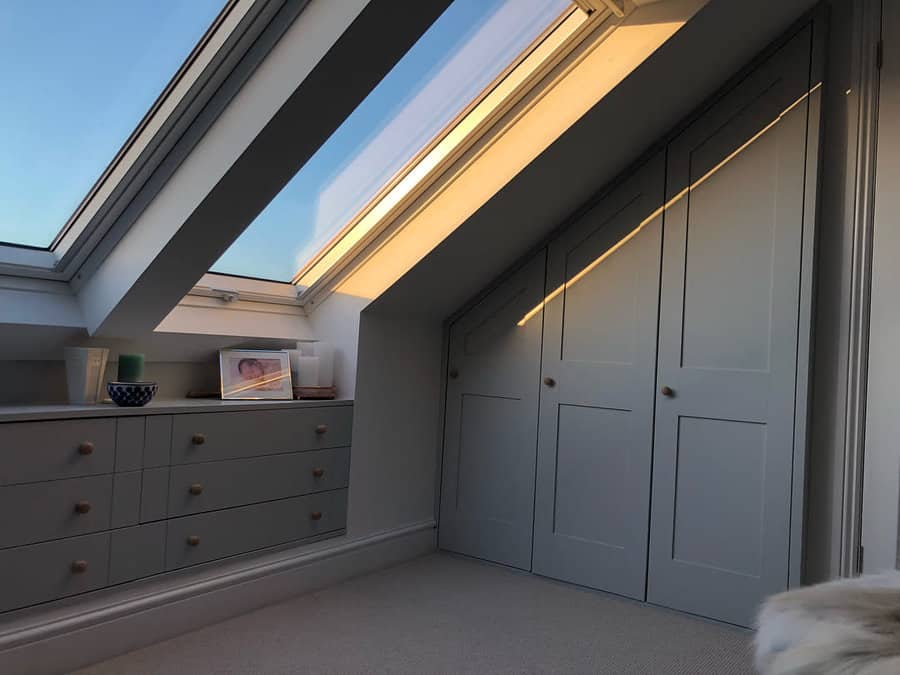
left=0, top=0, right=225, bottom=249
left=212, top=0, right=575, bottom=283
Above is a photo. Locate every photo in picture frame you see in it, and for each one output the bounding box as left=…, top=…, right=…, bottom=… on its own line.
left=219, top=349, right=293, bottom=400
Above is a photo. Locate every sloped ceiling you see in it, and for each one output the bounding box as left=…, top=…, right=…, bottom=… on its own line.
left=368, top=0, right=820, bottom=320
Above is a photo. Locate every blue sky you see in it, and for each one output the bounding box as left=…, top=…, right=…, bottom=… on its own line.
left=0, top=0, right=224, bottom=248
left=0, top=0, right=564, bottom=280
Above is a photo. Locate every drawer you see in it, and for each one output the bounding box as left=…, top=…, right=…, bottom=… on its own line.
left=0, top=419, right=115, bottom=486
left=110, top=522, right=167, bottom=585
left=166, top=489, right=347, bottom=570
left=168, top=448, right=351, bottom=516
left=171, top=406, right=353, bottom=464
left=0, top=532, right=110, bottom=613
left=0, top=475, right=113, bottom=549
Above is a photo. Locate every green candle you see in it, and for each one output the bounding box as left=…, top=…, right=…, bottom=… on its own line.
left=117, top=353, right=145, bottom=383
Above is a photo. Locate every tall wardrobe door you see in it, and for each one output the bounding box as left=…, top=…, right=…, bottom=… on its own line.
left=439, top=253, right=546, bottom=570
left=532, top=155, right=665, bottom=599
left=648, top=27, right=820, bottom=627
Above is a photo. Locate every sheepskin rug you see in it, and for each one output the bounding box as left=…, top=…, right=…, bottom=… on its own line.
left=755, top=572, right=900, bottom=674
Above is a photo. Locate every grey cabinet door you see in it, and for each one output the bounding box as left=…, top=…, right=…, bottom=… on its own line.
left=168, top=447, right=350, bottom=516
left=439, top=253, right=546, bottom=570
left=648, top=27, right=819, bottom=627
left=166, top=489, right=347, bottom=570
left=170, top=406, right=352, bottom=464
left=0, top=419, right=115, bottom=486
left=532, top=156, right=665, bottom=599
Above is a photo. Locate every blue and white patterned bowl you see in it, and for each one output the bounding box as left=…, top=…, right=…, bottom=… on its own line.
left=107, top=381, right=158, bottom=407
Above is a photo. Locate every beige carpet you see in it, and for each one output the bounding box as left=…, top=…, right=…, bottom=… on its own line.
left=72, top=553, right=755, bottom=674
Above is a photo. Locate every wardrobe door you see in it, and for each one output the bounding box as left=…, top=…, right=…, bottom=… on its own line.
left=648, top=27, right=820, bottom=627
left=532, top=155, right=665, bottom=599
left=439, top=253, right=546, bottom=570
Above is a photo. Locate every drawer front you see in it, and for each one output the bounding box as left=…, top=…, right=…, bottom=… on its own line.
left=0, top=419, right=116, bottom=486
left=171, top=406, right=353, bottom=464
left=0, top=532, right=110, bottom=613
left=0, top=475, right=113, bottom=549
left=109, top=522, right=167, bottom=585
left=166, top=489, right=347, bottom=570
left=168, top=448, right=351, bottom=516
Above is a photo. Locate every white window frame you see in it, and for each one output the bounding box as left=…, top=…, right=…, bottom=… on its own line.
left=188, top=273, right=301, bottom=306
left=290, top=1, right=623, bottom=305
left=0, top=0, right=309, bottom=283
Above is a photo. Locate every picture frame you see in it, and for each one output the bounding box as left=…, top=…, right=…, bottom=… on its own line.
left=219, top=349, right=293, bottom=400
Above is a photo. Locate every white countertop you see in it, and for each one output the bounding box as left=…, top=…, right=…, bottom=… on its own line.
left=0, top=398, right=353, bottom=423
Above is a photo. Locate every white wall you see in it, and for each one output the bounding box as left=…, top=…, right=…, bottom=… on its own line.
left=0, top=361, right=220, bottom=405
left=344, top=310, right=443, bottom=538
left=307, top=292, right=369, bottom=399
left=0, top=324, right=303, bottom=404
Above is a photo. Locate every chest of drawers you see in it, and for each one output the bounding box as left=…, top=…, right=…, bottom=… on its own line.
left=0, top=400, right=352, bottom=614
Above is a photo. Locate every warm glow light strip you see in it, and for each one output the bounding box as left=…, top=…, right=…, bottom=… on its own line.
left=516, top=82, right=822, bottom=326
left=292, top=7, right=591, bottom=288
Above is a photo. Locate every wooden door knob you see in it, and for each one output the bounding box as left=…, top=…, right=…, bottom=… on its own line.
left=74, top=501, right=92, bottom=514
left=189, top=483, right=204, bottom=496
left=661, top=386, right=675, bottom=397
left=191, top=433, right=206, bottom=446
left=543, top=377, right=556, bottom=387
left=448, top=368, right=459, bottom=379
left=315, top=424, right=328, bottom=435
left=310, top=511, right=323, bottom=521
left=77, top=441, right=94, bottom=456
left=312, top=467, right=325, bottom=478
left=71, top=560, right=88, bottom=573
left=187, top=535, right=200, bottom=546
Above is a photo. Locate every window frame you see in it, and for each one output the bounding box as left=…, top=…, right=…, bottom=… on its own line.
left=0, top=0, right=310, bottom=283
left=289, top=1, right=612, bottom=303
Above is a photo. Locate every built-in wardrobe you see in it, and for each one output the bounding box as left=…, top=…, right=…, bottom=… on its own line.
left=439, top=18, right=822, bottom=628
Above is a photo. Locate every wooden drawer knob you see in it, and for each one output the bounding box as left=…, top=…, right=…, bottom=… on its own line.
left=191, top=433, right=206, bottom=446
left=187, top=535, right=200, bottom=546
left=189, top=483, right=204, bottom=496
left=310, top=511, right=323, bottom=521
left=77, top=441, right=94, bottom=456
left=74, top=501, right=92, bottom=514
left=315, top=424, right=328, bottom=435
left=71, top=560, right=88, bottom=574
left=312, top=467, right=325, bottom=478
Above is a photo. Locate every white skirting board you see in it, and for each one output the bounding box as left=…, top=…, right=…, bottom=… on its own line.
left=0, top=521, right=436, bottom=675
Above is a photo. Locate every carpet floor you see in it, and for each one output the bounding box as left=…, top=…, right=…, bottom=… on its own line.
left=72, top=553, right=755, bottom=674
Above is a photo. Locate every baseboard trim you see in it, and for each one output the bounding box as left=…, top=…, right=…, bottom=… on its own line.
left=0, top=520, right=436, bottom=675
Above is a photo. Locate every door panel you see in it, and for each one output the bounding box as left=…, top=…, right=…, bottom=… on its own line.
left=648, top=27, right=817, bottom=627
left=671, top=416, right=766, bottom=577
left=455, top=394, right=527, bottom=523
left=680, top=132, right=778, bottom=372
left=439, top=253, right=546, bottom=570
left=554, top=405, right=632, bottom=547
left=533, top=155, right=665, bottom=599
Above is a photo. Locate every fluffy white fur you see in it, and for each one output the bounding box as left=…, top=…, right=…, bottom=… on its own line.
left=755, top=572, right=900, bottom=675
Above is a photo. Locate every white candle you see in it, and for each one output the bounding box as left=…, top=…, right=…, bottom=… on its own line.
left=312, top=342, right=334, bottom=387
left=296, top=356, right=320, bottom=387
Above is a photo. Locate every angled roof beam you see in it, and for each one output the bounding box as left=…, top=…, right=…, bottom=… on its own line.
left=75, top=0, right=452, bottom=337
